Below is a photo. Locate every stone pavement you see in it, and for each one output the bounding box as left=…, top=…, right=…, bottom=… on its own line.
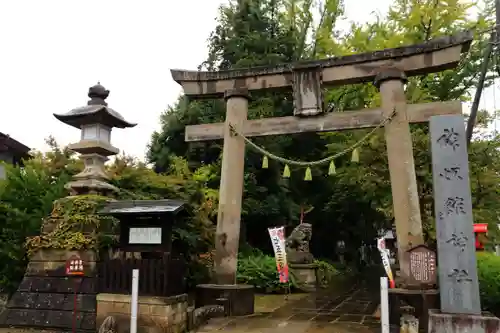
left=196, top=287, right=381, bottom=333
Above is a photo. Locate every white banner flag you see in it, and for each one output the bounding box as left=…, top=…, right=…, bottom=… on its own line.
left=268, top=226, right=289, bottom=283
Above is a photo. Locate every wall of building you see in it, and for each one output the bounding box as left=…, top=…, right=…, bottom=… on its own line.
left=0, top=152, right=14, bottom=164
left=97, top=293, right=188, bottom=333
left=0, top=151, right=14, bottom=179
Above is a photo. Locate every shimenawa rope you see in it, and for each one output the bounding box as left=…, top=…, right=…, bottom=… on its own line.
left=228, top=108, right=396, bottom=167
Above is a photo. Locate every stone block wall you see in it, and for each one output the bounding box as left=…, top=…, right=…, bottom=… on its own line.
left=0, top=249, right=97, bottom=332
left=97, top=293, right=188, bottom=333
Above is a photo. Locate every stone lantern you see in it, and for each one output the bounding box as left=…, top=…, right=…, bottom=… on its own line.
left=53, top=83, right=136, bottom=195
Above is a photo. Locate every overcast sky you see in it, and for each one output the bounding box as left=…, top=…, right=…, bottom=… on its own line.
left=1, top=0, right=494, bottom=161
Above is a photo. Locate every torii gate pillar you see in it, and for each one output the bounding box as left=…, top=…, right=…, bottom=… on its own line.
left=375, top=69, right=424, bottom=282
left=194, top=88, right=256, bottom=316
left=215, top=88, right=249, bottom=285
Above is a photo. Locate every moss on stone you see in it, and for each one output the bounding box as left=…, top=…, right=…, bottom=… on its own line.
left=25, top=195, right=118, bottom=255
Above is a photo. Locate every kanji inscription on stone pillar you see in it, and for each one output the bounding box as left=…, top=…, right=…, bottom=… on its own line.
left=430, top=114, right=481, bottom=315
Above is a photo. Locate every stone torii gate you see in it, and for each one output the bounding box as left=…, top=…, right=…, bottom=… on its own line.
left=171, top=31, right=472, bottom=287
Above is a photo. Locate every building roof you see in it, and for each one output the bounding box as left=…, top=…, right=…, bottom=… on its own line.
left=0, top=132, right=30, bottom=158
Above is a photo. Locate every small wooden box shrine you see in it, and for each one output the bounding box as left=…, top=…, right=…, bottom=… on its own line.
left=98, top=199, right=187, bottom=298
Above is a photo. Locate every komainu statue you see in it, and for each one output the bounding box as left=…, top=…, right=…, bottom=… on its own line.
left=286, top=223, right=314, bottom=264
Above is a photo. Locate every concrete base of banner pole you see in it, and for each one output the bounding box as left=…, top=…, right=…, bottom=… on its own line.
left=428, top=309, right=500, bottom=333
left=290, top=263, right=318, bottom=292
left=195, top=284, right=255, bottom=316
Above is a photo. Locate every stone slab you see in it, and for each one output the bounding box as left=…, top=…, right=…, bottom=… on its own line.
left=8, top=292, right=95, bottom=312
left=17, top=277, right=96, bottom=294
left=31, top=250, right=98, bottom=262
left=429, top=309, right=500, bottom=333
left=25, top=260, right=96, bottom=277
left=430, top=115, right=481, bottom=314
left=2, top=309, right=84, bottom=329
left=97, top=293, right=188, bottom=333
left=96, top=292, right=187, bottom=305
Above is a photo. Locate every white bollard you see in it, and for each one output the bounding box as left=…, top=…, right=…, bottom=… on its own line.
left=130, top=269, right=139, bottom=333
left=380, top=276, right=390, bottom=333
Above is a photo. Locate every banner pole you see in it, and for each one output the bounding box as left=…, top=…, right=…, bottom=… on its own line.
left=130, top=269, right=139, bottom=333
left=380, top=277, right=390, bottom=333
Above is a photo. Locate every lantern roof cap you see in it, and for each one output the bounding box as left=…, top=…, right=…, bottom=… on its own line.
left=53, top=82, right=137, bottom=129
left=99, top=199, right=186, bottom=216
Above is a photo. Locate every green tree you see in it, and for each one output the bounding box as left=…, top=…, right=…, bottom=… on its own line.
left=328, top=0, right=498, bottom=242
left=0, top=138, right=73, bottom=293
left=148, top=0, right=349, bottom=253
left=0, top=138, right=220, bottom=292
left=148, top=0, right=500, bottom=261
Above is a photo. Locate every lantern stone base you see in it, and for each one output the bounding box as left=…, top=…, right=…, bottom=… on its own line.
left=0, top=250, right=97, bottom=333
left=290, top=263, right=318, bottom=292
left=428, top=309, right=500, bottom=333
left=96, top=293, right=188, bottom=333
left=195, top=284, right=255, bottom=316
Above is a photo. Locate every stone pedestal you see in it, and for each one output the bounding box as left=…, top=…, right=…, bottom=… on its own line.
left=0, top=250, right=97, bottom=333
left=429, top=309, right=500, bottom=333
left=195, top=284, right=254, bottom=316
left=97, top=293, right=188, bottom=333
left=290, top=263, right=318, bottom=292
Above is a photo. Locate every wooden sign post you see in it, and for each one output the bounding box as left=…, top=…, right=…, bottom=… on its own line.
left=65, top=255, right=84, bottom=276
left=171, top=31, right=473, bottom=286
left=65, top=255, right=84, bottom=333
left=407, top=245, right=437, bottom=288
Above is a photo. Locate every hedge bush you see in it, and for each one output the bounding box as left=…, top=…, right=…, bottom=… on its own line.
left=477, top=252, right=500, bottom=316
left=236, top=250, right=341, bottom=293
left=236, top=251, right=500, bottom=301
left=237, top=253, right=288, bottom=293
